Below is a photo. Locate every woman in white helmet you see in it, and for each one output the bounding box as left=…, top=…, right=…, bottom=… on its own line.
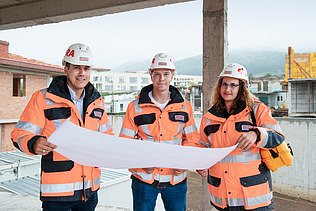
left=120, top=53, right=202, bottom=211
left=198, top=63, right=285, bottom=210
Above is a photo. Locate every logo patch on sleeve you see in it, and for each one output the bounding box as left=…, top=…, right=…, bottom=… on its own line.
left=94, top=110, right=102, bottom=118
left=175, top=114, right=185, bottom=121
left=241, top=125, right=254, bottom=131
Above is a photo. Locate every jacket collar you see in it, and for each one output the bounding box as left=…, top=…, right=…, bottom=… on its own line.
left=138, top=84, right=184, bottom=105
left=208, top=100, right=246, bottom=119
left=47, top=76, right=101, bottom=109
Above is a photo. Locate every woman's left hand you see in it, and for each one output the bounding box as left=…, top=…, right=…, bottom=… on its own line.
left=237, top=131, right=257, bottom=150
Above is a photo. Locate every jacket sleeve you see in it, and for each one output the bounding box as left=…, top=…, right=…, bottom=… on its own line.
left=253, top=102, right=285, bottom=149
left=181, top=101, right=203, bottom=147
left=98, top=99, right=114, bottom=135
left=199, top=114, right=211, bottom=148
left=11, top=91, right=46, bottom=155
left=119, top=101, right=138, bottom=139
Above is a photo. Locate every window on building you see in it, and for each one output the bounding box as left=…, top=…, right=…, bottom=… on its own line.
left=258, top=83, right=262, bottom=91
left=263, top=81, right=268, bottom=91
left=277, top=95, right=284, bottom=102
left=104, top=85, right=112, bottom=92
left=13, top=75, right=26, bottom=97
left=120, top=103, right=124, bottom=111
left=104, top=76, right=113, bottom=83
left=93, top=76, right=99, bottom=82
left=118, top=77, right=125, bottom=84
left=118, top=85, right=126, bottom=91
left=141, top=77, right=149, bottom=84
left=129, top=77, right=138, bottom=84
left=95, top=83, right=102, bottom=92
left=130, top=86, right=138, bottom=91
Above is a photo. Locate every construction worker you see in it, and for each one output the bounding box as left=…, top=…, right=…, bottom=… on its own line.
left=199, top=63, right=286, bottom=210
left=11, top=43, right=113, bottom=210
left=119, top=53, right=201, bottom=211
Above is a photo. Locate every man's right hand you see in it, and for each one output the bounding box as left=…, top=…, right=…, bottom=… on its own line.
left=142, top=168, right=155, bottom=174
left=34, top=137, right=56, bottom=156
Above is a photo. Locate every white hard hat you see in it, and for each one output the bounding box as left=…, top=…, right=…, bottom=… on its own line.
left=149, top=53, right=176, bottom=71
left=62, top=43, right=93, bottom=66
left=220, top=63, right=249, bottom=84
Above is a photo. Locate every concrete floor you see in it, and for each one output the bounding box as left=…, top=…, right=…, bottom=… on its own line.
left=187, top=171, right=316, bottom=211
left=1, top=171, right=315, bottom=211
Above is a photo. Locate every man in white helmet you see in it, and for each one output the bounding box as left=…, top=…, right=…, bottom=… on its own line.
left=12, top=43, right=113, bottom=210
left=120, top=53, right=202, bottom=211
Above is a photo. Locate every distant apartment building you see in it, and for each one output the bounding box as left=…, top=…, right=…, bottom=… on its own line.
left=249, top=75, right=287, bottom=109
left=0, top=40, right=64, bottom=152
left=91, top=69, right=202, bottom=113
left=103, top=93, right=138, bottom=114
left=91, top=69, right=150, bottom=93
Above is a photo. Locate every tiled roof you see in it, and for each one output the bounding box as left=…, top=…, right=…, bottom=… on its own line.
left=0, top=53, right=64, bottom=74
left=0, top=41, right=63, bottom=74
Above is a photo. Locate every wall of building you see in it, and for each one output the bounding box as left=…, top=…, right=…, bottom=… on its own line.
left=0, top=72, right=48, bottom=119
left=288, top=80, right=316, bottom=116
left=273, top=117, right=316, bottom=202
left=0, top=123, right=15, bottom=151
left=0, top=71, right=49, bottom=152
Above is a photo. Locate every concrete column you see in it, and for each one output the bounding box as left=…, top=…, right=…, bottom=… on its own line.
left=202, top=1, right=227, bottom=210
left=202, top=0, right=228, bottom=112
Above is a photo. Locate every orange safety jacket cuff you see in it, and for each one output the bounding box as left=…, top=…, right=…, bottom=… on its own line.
left=30, top=135, right=47, bottom=154
left=255, top=127, right=285, bottom=148
left=254, top=127, right=268, bottom=148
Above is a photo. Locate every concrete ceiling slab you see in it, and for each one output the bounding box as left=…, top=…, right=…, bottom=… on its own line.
left=0, top=0, right=192, bottom=30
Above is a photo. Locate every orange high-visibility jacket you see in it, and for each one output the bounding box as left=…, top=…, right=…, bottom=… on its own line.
left=119, top=84, right=201, bottom=185
left=200, top=100, right=285, bottom=210
left=11, top=76, right=113, bottom=202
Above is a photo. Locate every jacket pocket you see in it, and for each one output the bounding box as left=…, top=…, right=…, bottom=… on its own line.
left=240, top=171, right=268, bottom=187
left=239, top=170, right=272, bottom=208
left=41, top=152, right=74, bottom=173
left=204, top=124, right=220, bottom=136
left=44, top=107, right=71, bottom=120
left=134, top=113, right=156, bottom=126
left=208, top=174, right=221, bottom=187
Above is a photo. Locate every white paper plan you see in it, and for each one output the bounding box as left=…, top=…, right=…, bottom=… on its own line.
left=48, top=120, right=237, bottom=169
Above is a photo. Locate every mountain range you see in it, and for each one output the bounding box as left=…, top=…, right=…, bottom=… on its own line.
left=112, top=51, right=286, bottom=76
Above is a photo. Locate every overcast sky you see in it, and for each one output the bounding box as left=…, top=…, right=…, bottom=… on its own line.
left=0, top=0, right=315, bottom=68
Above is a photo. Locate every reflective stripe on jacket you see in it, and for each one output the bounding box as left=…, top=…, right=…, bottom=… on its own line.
left=200, top=100, right=285, bottom=210
left=11, top=76, right=113, bottom=201
left=119, top=84, right=201, bottom=185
